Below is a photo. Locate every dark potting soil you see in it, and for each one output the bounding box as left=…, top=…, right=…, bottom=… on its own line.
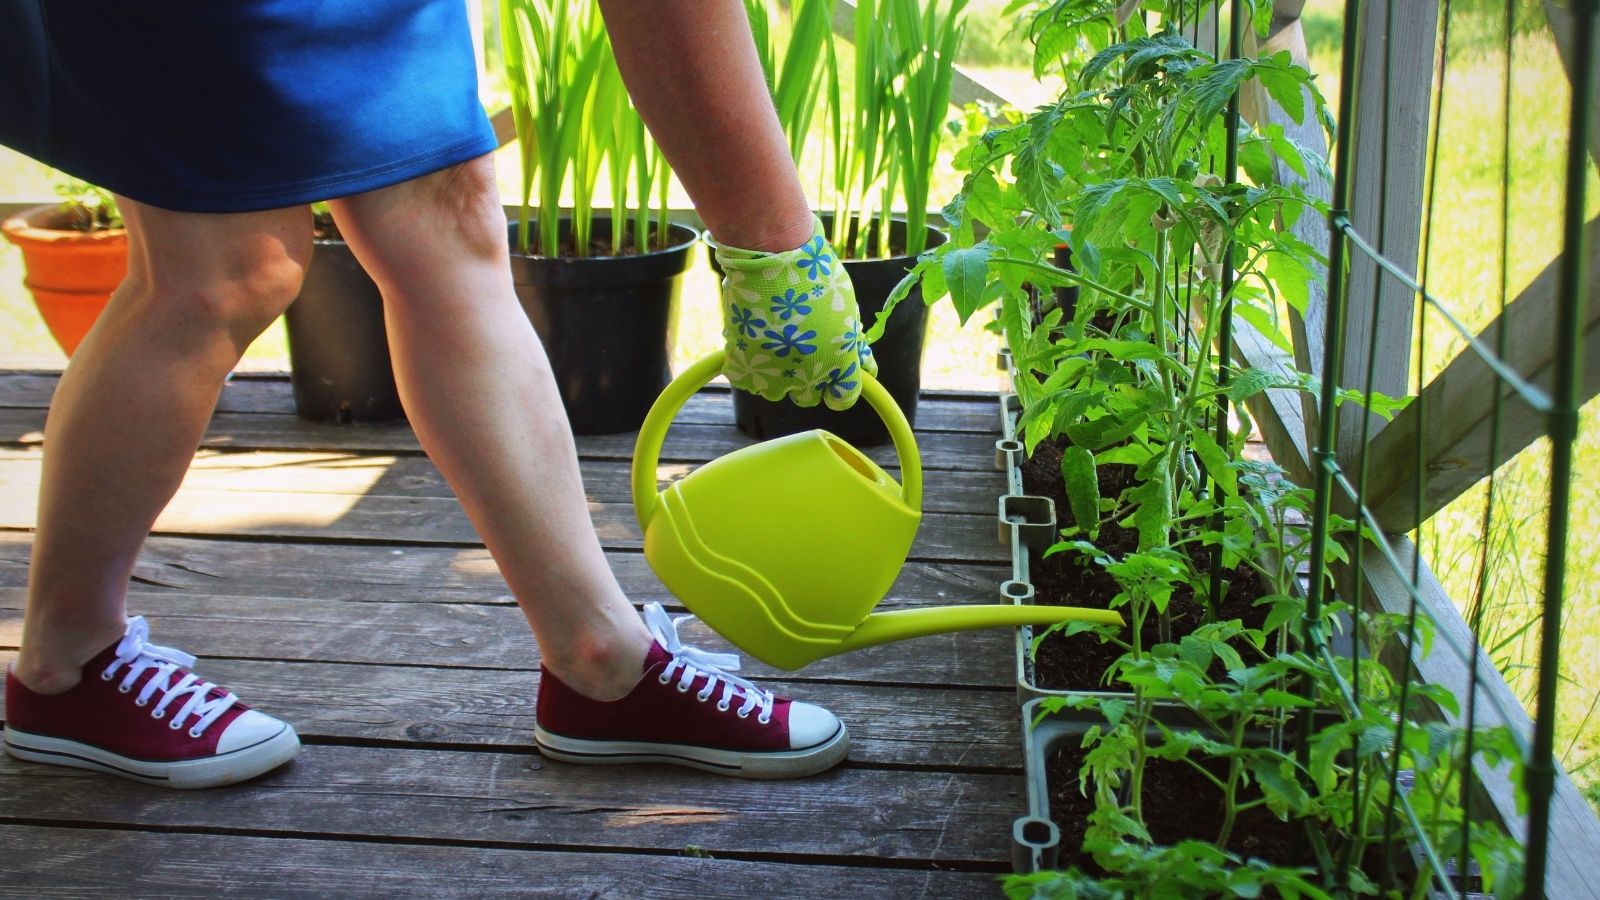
left=1047, top=744, right=1310, bottom=872
left=1021, top=437, right=1272, bottom=692
left=1046, top=744, right=1410, bottom=890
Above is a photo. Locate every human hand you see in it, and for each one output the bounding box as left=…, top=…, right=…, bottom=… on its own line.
left=709, top=218, right=877, bottom=410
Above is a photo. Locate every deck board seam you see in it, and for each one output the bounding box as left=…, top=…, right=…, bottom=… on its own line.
left=0, top=817, right=1014, bottom=873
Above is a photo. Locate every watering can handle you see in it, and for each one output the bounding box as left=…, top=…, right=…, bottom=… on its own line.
left=632, top=350, right=924, bottom=531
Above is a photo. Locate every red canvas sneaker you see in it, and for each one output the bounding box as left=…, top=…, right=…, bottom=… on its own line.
left=4, top=616, right=299, bottom=789
left=535, top=603, right=849, bottom=779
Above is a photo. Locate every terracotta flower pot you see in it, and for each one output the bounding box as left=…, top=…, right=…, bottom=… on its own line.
left=1, top=203, right=128, bottom=357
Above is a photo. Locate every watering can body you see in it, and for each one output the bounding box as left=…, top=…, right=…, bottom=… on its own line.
left=633, top=351, right=1122, bottom=671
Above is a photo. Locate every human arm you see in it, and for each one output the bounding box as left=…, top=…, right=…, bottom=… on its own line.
left=597, top=0, right=874, bottom=409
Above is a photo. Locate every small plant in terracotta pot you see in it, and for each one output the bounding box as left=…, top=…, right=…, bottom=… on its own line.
left=1, top=179, right=128, bottom=357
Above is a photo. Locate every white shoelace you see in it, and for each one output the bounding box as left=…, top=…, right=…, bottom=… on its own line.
left=98, top=616, right=238, bottom=738
left=642, top=603, right=774, bottom=724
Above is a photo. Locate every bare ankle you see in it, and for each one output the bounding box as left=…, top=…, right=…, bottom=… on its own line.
left=544, top=621, right=655, bottom=702
left=11, top=619, right=128, bottom=696
left=9, top=655, right=88, bottom=696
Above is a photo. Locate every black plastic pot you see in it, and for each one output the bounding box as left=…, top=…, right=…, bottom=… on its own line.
left=284, top=237, right=406, bottom=426
left=728, top=218, right=947, bottom=446
left=508, top=218, right=697, bottom=435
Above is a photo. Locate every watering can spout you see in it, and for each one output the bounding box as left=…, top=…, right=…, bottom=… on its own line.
left=830, top=605, right=1124, bottom=657
left=632, top=350, right=1123, bottom=671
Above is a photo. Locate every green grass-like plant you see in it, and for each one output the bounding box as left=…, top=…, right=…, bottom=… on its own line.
left=499, top=0, right=674, bottom=258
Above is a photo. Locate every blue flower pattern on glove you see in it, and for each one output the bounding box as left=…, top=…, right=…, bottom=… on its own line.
left=795, top=236, right=832, bottom=280
left=817, top=361, right=860, bottom=401
left=713, top=217, right=877, bottom=410
left=838, top=319, right=867, bottom=356
left=769, top=288, right=813, bottom=321
left=729, top=302, right=766, bottom=339
left=761, top=322, right=818, bottom=358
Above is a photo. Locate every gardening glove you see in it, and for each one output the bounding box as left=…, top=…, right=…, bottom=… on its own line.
left=708, top=217, right=877, bottom=411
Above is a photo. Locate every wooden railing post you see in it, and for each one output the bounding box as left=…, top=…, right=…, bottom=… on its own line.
left=1321, top=0, right=1438, bottom=467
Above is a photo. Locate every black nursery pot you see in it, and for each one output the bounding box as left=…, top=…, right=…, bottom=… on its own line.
left=730, top=218, right=947, bottom=447
left=284, top=237, right=406, bottom=426
left=508, top=218, right=697, bottom=435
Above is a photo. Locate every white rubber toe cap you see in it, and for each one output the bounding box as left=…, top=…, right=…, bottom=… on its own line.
left=787, top=701, right=842, bottom=749
left=215, top=710, right=290, bottom=753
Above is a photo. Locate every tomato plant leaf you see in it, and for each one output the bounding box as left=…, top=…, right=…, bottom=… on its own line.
left=1191, top=430, right=1238, bottom=497
left=943, top=243, right=993, bottom=324
left=1061, top=444, right=1102, bottom=540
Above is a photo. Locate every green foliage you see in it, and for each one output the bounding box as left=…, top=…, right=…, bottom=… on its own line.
left=743, top=0, right=832, bottom=165
left=52, top=178, right=121, bottom=232
left=499, top=0, right=672, bottom=257
left=922, top=0, right=1533, bottom=894
left=822, top=0, right=969, bottom=259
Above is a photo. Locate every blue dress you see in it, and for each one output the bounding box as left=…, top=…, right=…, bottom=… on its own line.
left=0, top=0, right=498, bottom=213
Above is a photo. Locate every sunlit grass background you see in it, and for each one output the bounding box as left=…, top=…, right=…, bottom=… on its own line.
left=1, top=0, right=1594, bottom=808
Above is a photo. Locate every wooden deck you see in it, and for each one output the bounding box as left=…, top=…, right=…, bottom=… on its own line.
left=0, top=371, right=1019, bottom=897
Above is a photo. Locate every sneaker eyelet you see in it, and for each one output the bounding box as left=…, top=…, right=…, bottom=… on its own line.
left=696, top=691, right=714, bottom=703
left=675, top=683, right=690, bottom=694
left=168, top=719, right=184, bottom=731
left=657, top=674, right=671, bottom=685
left=134, top=697, right=148, bottom=707
left=716, top=701, right=731, bottom=712
left=100, top=671, right=115, bottom=682
left=151, top=709, right=165, bottom=719
left=188, top=728, right=204, bottom=739
left=736, top=708, right=750, bottom=719
left=758, top=714, right=772, bottom=725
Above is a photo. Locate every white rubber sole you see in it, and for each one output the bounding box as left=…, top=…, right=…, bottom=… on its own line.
left=4, top=722, right=301, bottom=790
left=534, top=721, right=849, bottom=780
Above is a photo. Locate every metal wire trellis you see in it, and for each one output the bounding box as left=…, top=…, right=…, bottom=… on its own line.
left=1295, top=0, right=1597, bottom=896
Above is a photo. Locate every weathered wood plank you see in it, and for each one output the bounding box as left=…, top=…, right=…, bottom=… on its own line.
left=1232, top=319, right=1314, bottom=488
left=1324, top=0, right=1438, bottom=466
left=1352, top=538, right=1600, bottom=900
left=1360, top=216, right=1600, bottom=533
left=0, top=533, right=1009, bottom=609
left=1273, top=0, right=1308, bottom=22
left=0, top=476, right=1005, bottom=563
left=0, top=825, right=1003, bottom=899
left=1180, top=2, right=1218, bottom=60
left=0, top=590, right=1017, bottom=688
left=0, top=746, right=1021, bottom=865
left=0, top=446, right=1007, bottom=517
left=0, top=651, right=1018, bottom=770
left=0, top=373, right=1003, bottom=434
left=0, top=407, right=1001, bottom=474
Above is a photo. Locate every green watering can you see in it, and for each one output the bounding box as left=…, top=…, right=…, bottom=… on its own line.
left=632, top=350, right=1124, bottom=671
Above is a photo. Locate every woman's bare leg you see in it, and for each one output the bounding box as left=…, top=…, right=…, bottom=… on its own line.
left=326, top=158, right=653, bottom=701
left=12, top=201, right=311, bottom=694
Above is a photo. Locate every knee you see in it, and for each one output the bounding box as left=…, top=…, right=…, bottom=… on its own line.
left=130, top=232, right=309, bottom=347
left=426, top=155, right=509, bottom=261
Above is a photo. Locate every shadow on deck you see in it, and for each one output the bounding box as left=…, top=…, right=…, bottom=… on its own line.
left=0, top=371, right=1019, bottom=897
